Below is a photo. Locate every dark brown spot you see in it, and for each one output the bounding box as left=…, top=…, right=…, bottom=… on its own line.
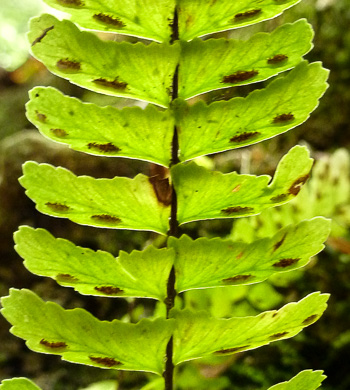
left=40, top=339, right=67, bottom=349
left=222, top=70, right=258, bottom=84
left=288, top=175, right=309, bottom=196
left=91, top=215, right=121, bottom=224
left=234, top=9, right=262, bottom=21
left=89, top=356, right=122, bottom=367
left=221, top=206, right=254, bottom=215
left=230, top=131, right=260, bottom=143
left=93, top=78, right=127, bottom=90
left=270, top=193, right=289, bottom=202
left=222, top=275, right=252, bottom=283
left=93, top=13, right=126, bottom=28
left=94, top=286, right=124, bottom=295
left=32, top=26, right=54, bottom=46
left=269, top=332, right=289, bottom=340
left=273, top=113, right=295, bottom=123
left=215, top=345, right=250, bottom=354
left=273, top=233, right=287, bottom=252
left=46, top=202, right=70, bottom=212
left=87, top=142, right=120, bottom=153
left=35, top=111, right=47, bottom=122
left=302, top=314, right=319, bottom=325
left=56, top=59, right=81, bottom=71
left=56, top=274, right=79, bottom=282
left=50, top=128, right=68, bottom=137
left=273, top=258, right=300, bottom=268
left=267, top=54, right=288, bottom=65
left=57, top=0, right=84, bottom=6
left=272, top=312, right=278, bottom=318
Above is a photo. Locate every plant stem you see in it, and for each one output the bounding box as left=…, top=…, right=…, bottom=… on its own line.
left=164, top=7, right=179, bottom=390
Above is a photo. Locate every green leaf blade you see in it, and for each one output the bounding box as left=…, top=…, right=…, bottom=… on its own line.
left=1, top=289, right=174, bottom=374
left=179, top=20, right=313, bottom=99
left=15, top=226, right=174, bottom=301
left=0, top=378, right=41, bottom=390
left=268, top=370, right=326, bottom=390
left=28, top=14, right=179, bottom=107
left=20, top=162, right=170, bottom=234
left=170, top=218, right=331, bottom=292
left=177, top=62, right=329, bottom=161
left=172, top=146, right=313, bottom=225
left=26, top=87, right=174, bottom=167
left=172, top=292, right=329, bottom=364
left=42, top=0, right=175, bottom=42
left=178, top=0, right=302, bottom=41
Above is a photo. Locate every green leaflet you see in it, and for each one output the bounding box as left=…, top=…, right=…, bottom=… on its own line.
left=28, top=14, right=180, bottom=107
left=178, top=20, right=313, bottom=99
left=14, top=226, right=174, bottom=301
left=0, top=378, right=41, bottom=390
left=19, top=162, right=170, bottom=234
left=172, top=292, right=329, bottom=364
left=178, top=0, right=302, bottom=41
left=41, top=0, right=174, bottom=42
left=172, top=146, right=313, bottom=224
left=170, top=218, right=331, bottom=292
left=26, top=87, right=173, bottom=167
left=176, top=62, right=329, bottom=161
left=1, top=289, right=174, bottom=375
left=267, top=370, right=326, bottom=390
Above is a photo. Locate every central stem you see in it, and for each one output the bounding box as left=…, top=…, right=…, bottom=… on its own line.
left=164, top=7, right=179, bottom=390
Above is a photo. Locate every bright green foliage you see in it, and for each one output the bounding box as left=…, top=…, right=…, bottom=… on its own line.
left=179, top=20, right=313, bottom=99
left=171, top=217, right=330, bottom=292
left=28, top=14, right=180, bottom=107
left=1, top=289, right=175, bottom=374
left=20, top=161, right=170, bottom=234
left=26, top=87, right=174, bottom=166
left=267, top=370, right=326, bottom=390
left=0, top=378, right=41, bottom=390
left=176, top=61, right=329, bottom=160
left=172, top=292, right=329, bottom=364
left=14, top=218, right=329, bottom=300
left=173, top=146, right=313, bottom=224
left=1, top=0, right=331, bottom=388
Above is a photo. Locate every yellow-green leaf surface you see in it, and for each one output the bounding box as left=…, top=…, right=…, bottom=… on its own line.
left=1, top=289, right=174, bottom=374
left=0, top=378, right=41, bottom=390
left=15, top=226, right=174, bottom=300
left=178, top=0, right=302, bottom=41
left=42, top=0, right=174, bottom=42
left=170, top=218, right=330, bottom=292
left=172, top=292, right=329, bottom=364
left=176, top=62, right=329, bottom=161
left=172, top=146, right=313, bottom=225
left=268, top=370, right=326, bottom=390
left=26, top=87, right=174, bottom=166
left=28, top=14, right=180, bottom=107
left=20, top=162, right=170, bottom=234
left=178, top=20, right=313, bottom=99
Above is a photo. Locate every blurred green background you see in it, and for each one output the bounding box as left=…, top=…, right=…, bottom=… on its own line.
left=0, top=0, right=349, bottom=389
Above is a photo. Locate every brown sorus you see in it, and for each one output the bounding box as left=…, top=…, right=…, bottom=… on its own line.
left=93, top=78, right=127, bottom=90
left=230, top=131, right=260, bottom=143
left=40, top=339, right=67, bottom=349
left=234, top=9, right=261, bottom=21
left=302, top=314, right=318, bottom=325
left=87, top=142, right=120, bottom=153
left=273, top=258, right=300, bottom=268
left=93, top=13, right=126, bottom=28
left=89, top=356, right=122, bottom=367
left=36, top=111, right=47, bottom=122
left=215, top=345, right=250, bottom=354
left=270, top=193, right=289, bottom=202
left=273, top=233, right=287, bottom=252
left=273, top=113, right=294, bottom=123
left=269, top=332, right=289, bottom=340
left=222, top=70, right=258, bottom=84
left=57, top=59, right=81, bottom=71
left=267, top=54, right=288, bottom=64
left=222, top=275, right=252, bottom=283
left=91, top=215, right=121, bottom=224
left=32, top=26, right=54, bottom=46
left=221, top=206, right=254, bottom=215
left=57, top=0, right=84, bottom=6
left=46, top=202, right=70, bottom=212
left=289, top=174, right=309, bottom=196
left=56, top=274, right=79, bottom=282
left=50, top=128, right=68, bottom=137
left=94, top=286, right=124, bottom=295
